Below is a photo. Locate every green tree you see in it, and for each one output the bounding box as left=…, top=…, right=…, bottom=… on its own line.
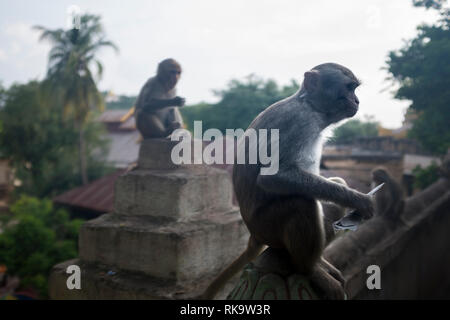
left=0, top=82, right=5, bottom=105
left=412, top=163, right=440, bottom=189
left=331, top=118, right=379, bottom=144
left=386, top=1, right=450, bottom=154
left=0, top=83, right=5, bottom=134
left=0, top=81, right=111, bottom=198
left=104, top=93, right=137, bottom=110
left=35, top=14, right=118, bottom=184
left=0, top=196, right=83, bottom=298
left=181, top=76, right=299, bottom=133
left=412, top=0, right=447, bottom=9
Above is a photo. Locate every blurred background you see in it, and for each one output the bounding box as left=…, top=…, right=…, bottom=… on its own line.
left=0, top=0, right=448, bottom=299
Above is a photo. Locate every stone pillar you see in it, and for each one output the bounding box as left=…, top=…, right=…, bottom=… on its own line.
left=49, top=139, right=248, bottom=299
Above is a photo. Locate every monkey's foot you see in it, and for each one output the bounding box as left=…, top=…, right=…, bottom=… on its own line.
left=309, top=265, right=346, bottom=300
left=168, top=122, right=182, bottom=131
left=319, top=258, right=345, bottom=289
left=166, top=123, right=183, bottom=138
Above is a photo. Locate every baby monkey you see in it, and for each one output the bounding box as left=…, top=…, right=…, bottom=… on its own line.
left=201, top=63, right=374, bottom=300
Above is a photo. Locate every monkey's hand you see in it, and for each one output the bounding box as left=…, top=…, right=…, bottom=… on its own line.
left=352, top=194, right=375, bottom=219
left=168, top=122, right=182, bottom=131
left=328, top=177, right=375, bottom=218
left=172, top=96, right=186, bottom=107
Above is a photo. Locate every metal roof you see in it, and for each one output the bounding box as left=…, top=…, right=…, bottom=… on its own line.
left=97, top=110, right=130, bottom=123
left=53, top=169, right=127, bottom=213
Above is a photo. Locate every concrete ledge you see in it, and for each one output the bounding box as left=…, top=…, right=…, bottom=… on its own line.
left=79, top=210, right=248, bottom=283
left=324, top=187, right=450, bottom=299
left=114, top=166, right=234, bottom=219
left=48, top=259, right=240, bottom=300
left=138, top=138, right=203, bottom=170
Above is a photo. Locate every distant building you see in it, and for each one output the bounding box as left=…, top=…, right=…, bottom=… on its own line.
left=97, top=108, right=140, bottom=169
left=377, top=109, right=417, bottom=139
left=322, top=136, right=441, bottom=196
left=0, top=159, right=13, bottom=213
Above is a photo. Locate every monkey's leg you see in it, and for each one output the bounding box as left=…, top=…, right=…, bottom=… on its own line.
left=137, top=113, right=168, bottom=138
left=168, top=108, right=184, bottom=126
left=271, top=198, right=345, bottom=300
left=322, top=202, right=346, bottom=244
left=200, top=236, right=264, bottom=300
left=322, top=177, right=348, bottom=243
left=281, top=200, right=325, bottom=275
left=165, top=108, right=184, bottom=136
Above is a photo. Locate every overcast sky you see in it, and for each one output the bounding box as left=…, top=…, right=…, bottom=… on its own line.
left=0, top=0, right=442, bottom=128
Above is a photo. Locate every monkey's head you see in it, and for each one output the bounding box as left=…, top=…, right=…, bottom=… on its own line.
left=157, top=58, right=182, bottom=90
left=372, top=166, right=391, bottom=184
left=300, top=63, right=361, bottom=123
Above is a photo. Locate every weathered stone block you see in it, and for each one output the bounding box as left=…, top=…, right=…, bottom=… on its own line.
left=78, top=210, right=248, bottom=284
left=137, top=138, right=202, bottom=170
left=114, top=166, right=234, bottom=219
left=48, top=259, right=241, bottom=300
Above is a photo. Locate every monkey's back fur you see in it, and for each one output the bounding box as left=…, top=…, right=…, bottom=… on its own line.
left=233, top=93, right=327, bottom=253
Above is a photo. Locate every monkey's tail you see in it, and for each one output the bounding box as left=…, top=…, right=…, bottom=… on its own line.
left=199, top=236, right=264, bottom=300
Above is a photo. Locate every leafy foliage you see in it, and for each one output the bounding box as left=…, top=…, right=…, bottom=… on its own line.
left=386, top=2, right=450, bottom=154
left=35, top=14, right=117, bottom=121
left=0, top=81, right=111, bottom=199
left=104, top=93, right=137, bottom=110
left=35, top=14, right=118, bottom=184
left=181, top=75, right=300, bottom=133
left=330, top=118, right=379, bottom=144
left=0, top=196, right=83, bottom=298
left=413, top=0, right=447, bottom=10
left=412, top=163, right=440, bottom=189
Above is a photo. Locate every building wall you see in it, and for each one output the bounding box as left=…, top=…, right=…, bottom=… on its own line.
left=0, top=159, right=12, bottom=204
left=322, top=157, right=404, bottom=191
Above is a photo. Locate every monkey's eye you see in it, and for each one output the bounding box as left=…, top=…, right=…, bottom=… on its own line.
left=170, top=70, right=181, bottom=75
left=347, top=82, right=359, bottom=91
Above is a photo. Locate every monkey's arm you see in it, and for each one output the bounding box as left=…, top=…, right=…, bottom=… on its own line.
left=141, top=98, right=176, bottom=112
left=257, top=166, right=373, bottom=215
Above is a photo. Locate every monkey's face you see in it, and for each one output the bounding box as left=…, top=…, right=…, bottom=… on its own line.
left=164, top=67, right=182, bottom=89
left=304, top=64, right=361, bottom=122
left=372, top=168, right=389, bottom=184
left=331, top=78, right=360, bottom=118
left=157, top=59, right=182, bottom=90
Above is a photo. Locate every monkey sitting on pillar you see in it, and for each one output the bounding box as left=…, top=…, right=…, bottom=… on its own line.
left=201, top=63, right=375, bottom=300
left=371, top=167, right=404, bottom=220
left=135, top=58, right=186, bottom=139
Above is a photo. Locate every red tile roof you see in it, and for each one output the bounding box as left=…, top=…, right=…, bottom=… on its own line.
left=97, top=110, right=130, bottom=123
left=53, top=169, right=127, bottom=213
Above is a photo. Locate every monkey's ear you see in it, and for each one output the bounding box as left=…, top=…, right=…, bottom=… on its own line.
left=304, top=70, right=320, bottom=93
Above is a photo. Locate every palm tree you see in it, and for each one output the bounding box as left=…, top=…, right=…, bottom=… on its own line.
left=35, top=14, right=118, bottom=185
